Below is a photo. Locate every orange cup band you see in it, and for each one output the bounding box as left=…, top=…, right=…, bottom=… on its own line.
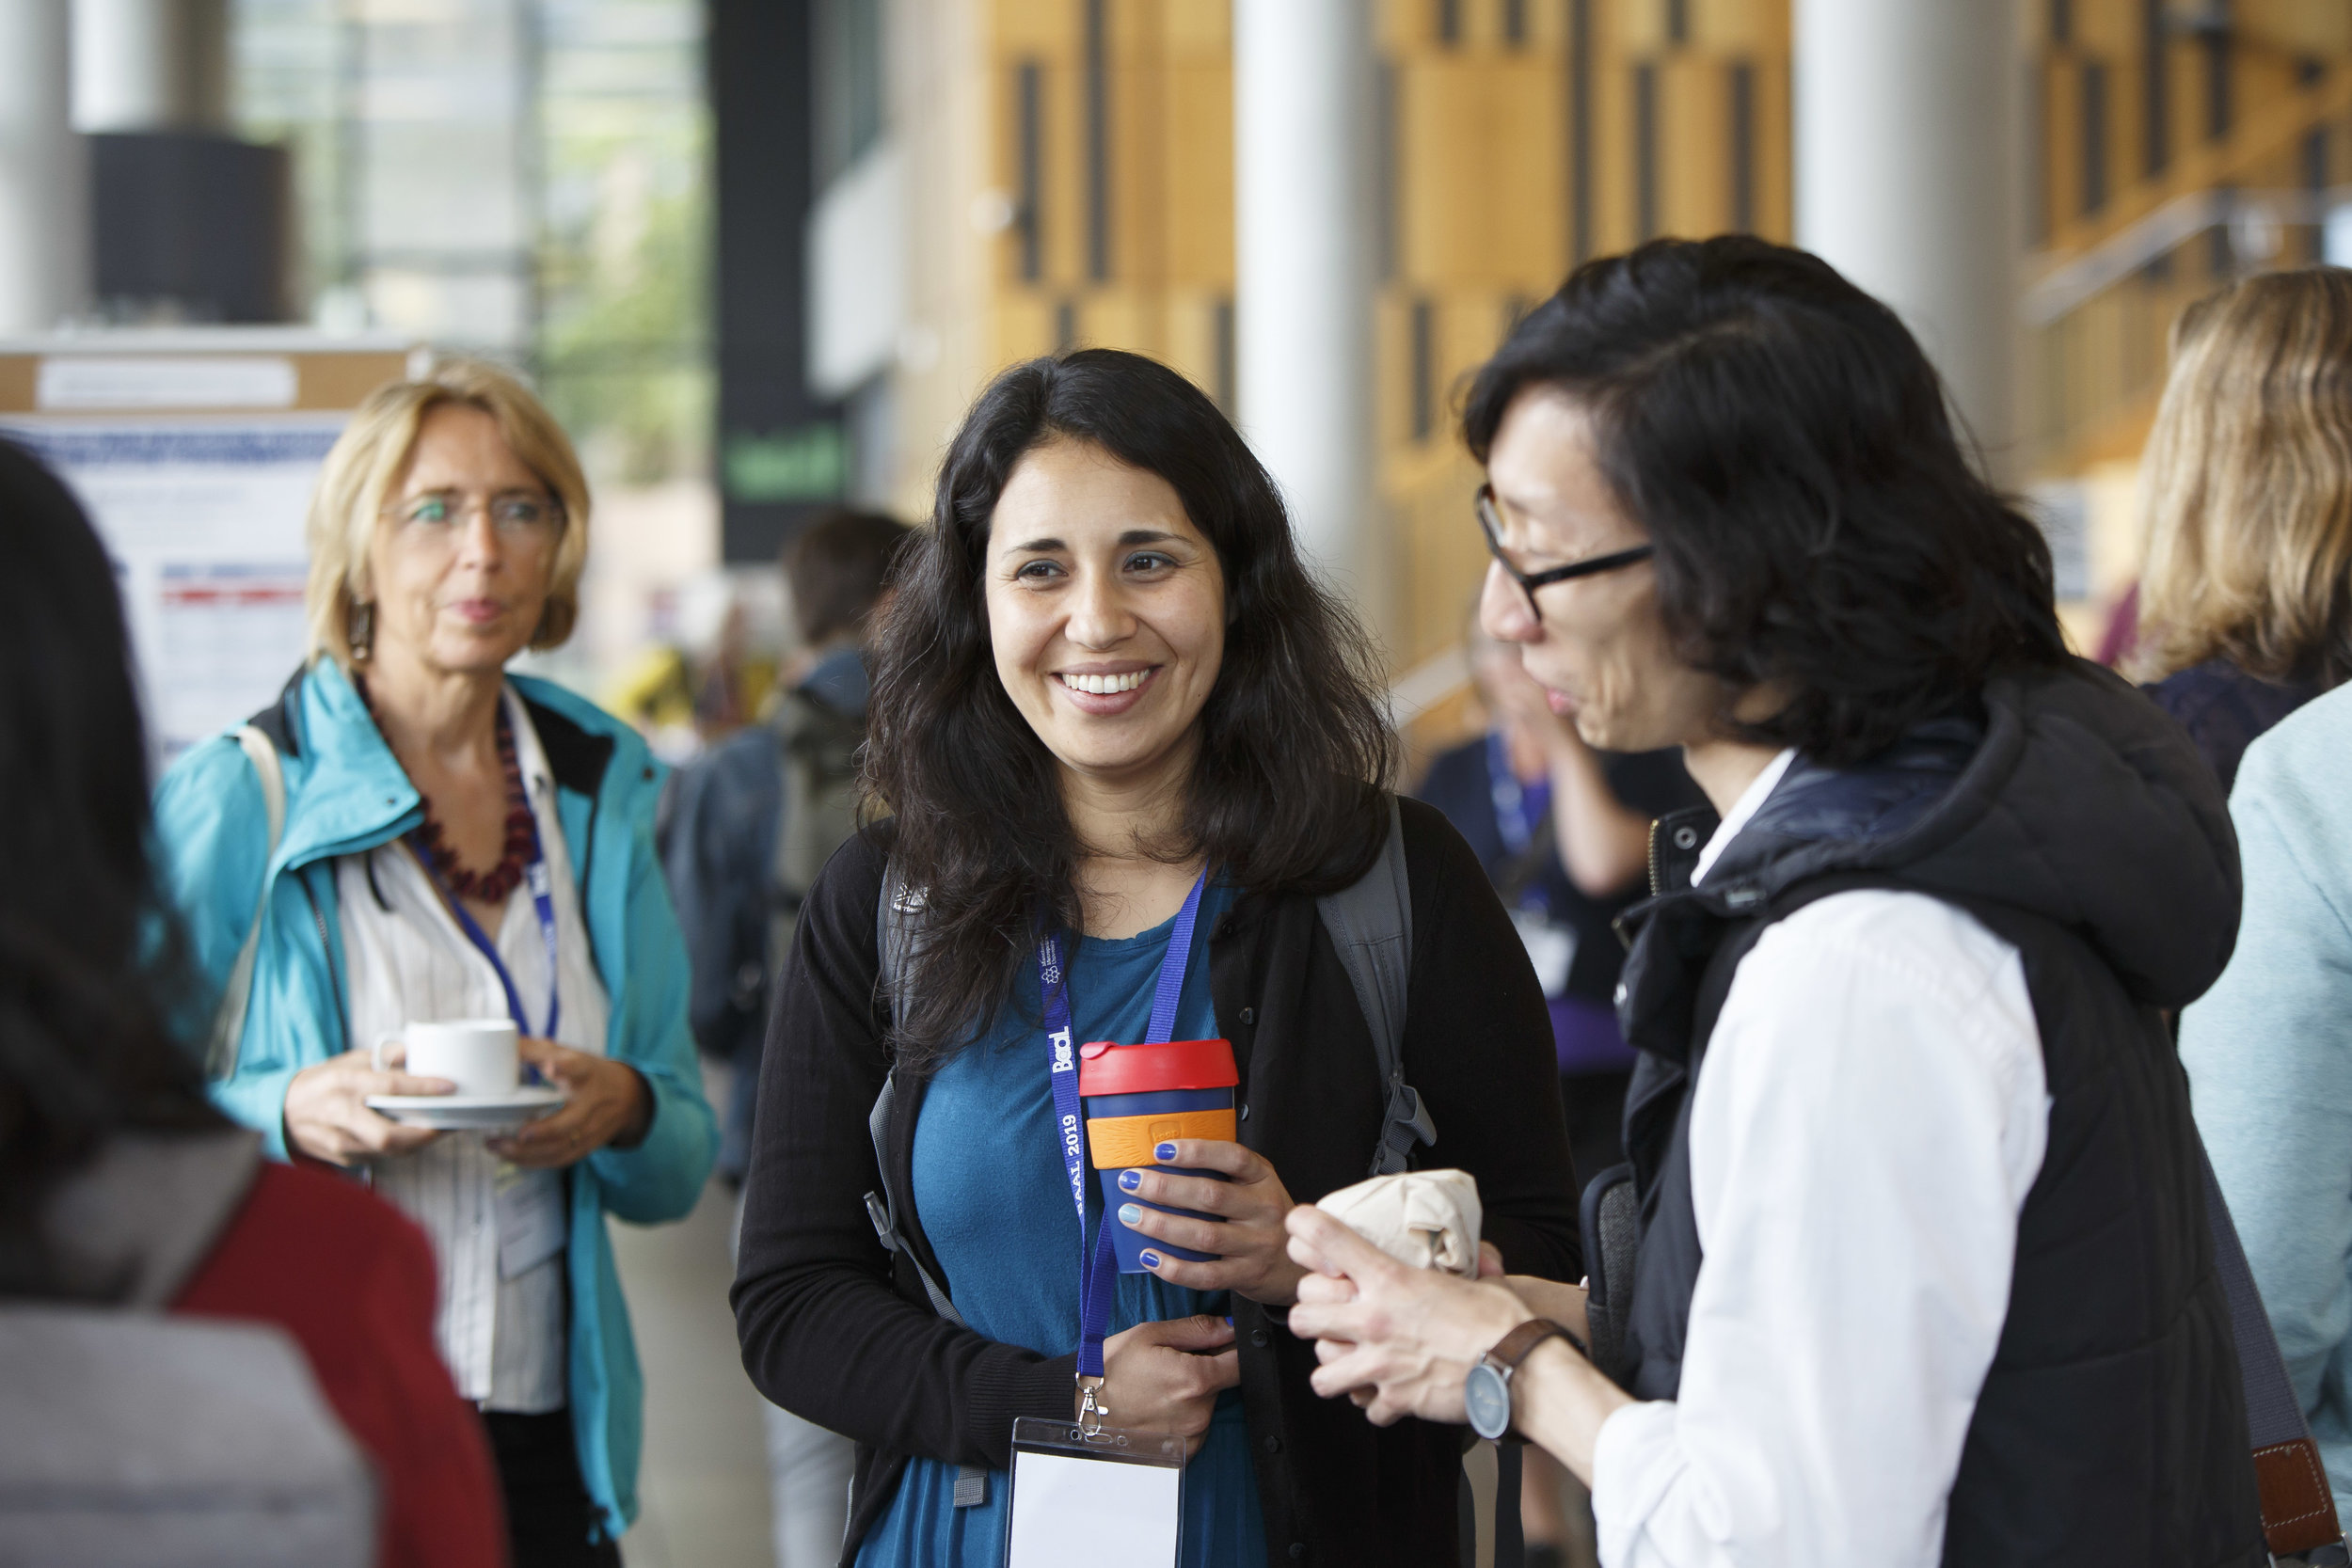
left=1085, top=1108, right=1238, bottom=1170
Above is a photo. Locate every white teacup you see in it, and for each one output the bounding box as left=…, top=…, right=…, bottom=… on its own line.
left=376, top=1018, right=519, bottom=1098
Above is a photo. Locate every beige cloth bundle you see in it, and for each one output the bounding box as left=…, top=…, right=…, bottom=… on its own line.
left=1313, top=1168, right=1483, bottom=1275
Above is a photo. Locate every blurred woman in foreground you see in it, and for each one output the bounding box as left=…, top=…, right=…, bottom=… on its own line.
left=0, top=438, right=501, bottom=1567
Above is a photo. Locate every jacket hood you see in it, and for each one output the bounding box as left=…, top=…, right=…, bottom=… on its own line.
left=1696, top=658, right=2240, bottom=1010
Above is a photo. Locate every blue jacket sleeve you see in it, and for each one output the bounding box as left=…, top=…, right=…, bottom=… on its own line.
left=153, top=735, right=269, bottom=1003
left=2181, top=744, right=2352, bottom=1502
left=153, top=736, right=305, bottom=1156
left=588, top=824, right=719, bottom=1224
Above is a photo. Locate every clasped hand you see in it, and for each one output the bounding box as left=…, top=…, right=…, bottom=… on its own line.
left=1090, top=1315, right=1239, bottom=1457
left=1282, top=1205, right=1598, bottom=1429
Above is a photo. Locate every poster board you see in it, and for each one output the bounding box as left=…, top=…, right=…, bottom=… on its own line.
left=0, top=333, right=414, bottom=759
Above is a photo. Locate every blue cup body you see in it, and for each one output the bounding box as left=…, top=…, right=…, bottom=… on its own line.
left=1085, top=1085, right=1234, bottom=1273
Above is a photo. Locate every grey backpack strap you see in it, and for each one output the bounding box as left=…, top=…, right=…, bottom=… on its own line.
left=2201, top=1137, right=2349, bottom=1562
left=42, top=1131, right=265, bottom=1308
left=1317, top=795, right=1434, bottom=1175
left=862, top=1076, right=962, bottom=1329
left=866, top=860, right=989, bottom=1508
left=205, top=725, right=285, bottom=1083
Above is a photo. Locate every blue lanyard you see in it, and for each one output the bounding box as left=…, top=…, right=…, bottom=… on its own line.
left=412, top=803, right=562, bottom=1043
left=1038, top=865, right=1210, bottom=1382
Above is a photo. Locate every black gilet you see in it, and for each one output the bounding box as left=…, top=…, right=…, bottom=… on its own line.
left=1608, top=664, right=2265, bottom=1567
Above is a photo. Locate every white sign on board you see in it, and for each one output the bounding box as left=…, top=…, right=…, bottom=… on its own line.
left=2, top=416, right=343, bottom=759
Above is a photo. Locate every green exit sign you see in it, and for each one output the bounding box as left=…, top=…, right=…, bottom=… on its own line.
left=725, top=423, right=846, bottom=502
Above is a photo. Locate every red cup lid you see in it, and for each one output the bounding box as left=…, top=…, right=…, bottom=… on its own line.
left=1076, top=1037, right=1238, bottom=1095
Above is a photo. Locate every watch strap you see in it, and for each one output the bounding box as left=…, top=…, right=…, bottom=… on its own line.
left=1485, top=1316, right=1582, bottom=1374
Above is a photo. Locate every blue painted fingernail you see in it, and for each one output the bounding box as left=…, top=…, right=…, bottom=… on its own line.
left=1118, top=1169, right=1141, bottom=1192
left=1138, top=1249, right=1163, bottom=1269
left=1154, top=1142, right=1177, bottom=1162
left=1119, top=1204, right=1143, bottom=1226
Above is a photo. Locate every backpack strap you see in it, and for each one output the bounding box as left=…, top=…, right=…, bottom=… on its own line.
left=204, top=723, right=286, bottom=1083
left=866, top=863, right=989, bottom=1509
left=2202, top=1140, right=2349, bottom=1562
left=1318, top=796, right=1432, bottom=1175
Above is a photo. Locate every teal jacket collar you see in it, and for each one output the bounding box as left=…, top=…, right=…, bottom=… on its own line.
left=260, top=658, right=629, bottom=875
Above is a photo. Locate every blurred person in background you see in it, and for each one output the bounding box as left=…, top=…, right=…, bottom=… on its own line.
left=660, top=507, right=910, bottom=1568
left=0, top=439, right=503, bottom=1568
left=1410, top=616, right=1701, bottom=1568
left=733, top=349, right=1581, bottom=1567
left=662, top=509, right=913, bottom=1187
left=2134, top=267, right=2352, bottom=793
left=1413, top=615, right=1702, bottom=1178
left=1284, top=237, right=2261, bottom=1567
left=2169, top=271, right=2352, bottom=1524
left=151, top=361, right=717, bottom=1568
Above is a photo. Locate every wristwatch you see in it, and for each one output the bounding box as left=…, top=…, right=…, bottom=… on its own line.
left=1464, top=1318, right=1583, bottom=1441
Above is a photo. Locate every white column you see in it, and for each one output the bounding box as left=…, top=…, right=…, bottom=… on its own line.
left=1232, top=0, right=1381, bottom=630
left=1795, top=0, right=2020, bottom=472
left=72, top=0, right=228, bottom=133
left=0, top=0, right=88, bottom=333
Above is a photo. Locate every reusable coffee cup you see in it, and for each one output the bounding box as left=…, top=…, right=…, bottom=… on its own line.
left=374, top=1018, right=519, bottom=1098
left=1079, top=1037, right=1239, bottom=1273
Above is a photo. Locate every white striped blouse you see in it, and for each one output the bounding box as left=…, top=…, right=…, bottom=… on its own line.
left=337, top=684, right=612, bottom=1412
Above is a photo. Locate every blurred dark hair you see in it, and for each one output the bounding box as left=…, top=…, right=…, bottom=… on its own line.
left=783, top=508, right=914, bottom=645
left=866, top=349, right=1395, bottom=1060
left=0, top=441, right=215, bottom=1296
left=1463, top=236, right=2067, bottom=766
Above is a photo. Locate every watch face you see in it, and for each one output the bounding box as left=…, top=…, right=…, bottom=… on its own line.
left=1464, top=1363, right=1509, bottom=1441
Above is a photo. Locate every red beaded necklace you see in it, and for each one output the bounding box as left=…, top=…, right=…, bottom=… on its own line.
left=358, top=673, right=538, bottom=904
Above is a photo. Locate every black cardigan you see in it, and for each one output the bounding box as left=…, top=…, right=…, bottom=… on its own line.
left=730, top=799, right=1582, bottom=1567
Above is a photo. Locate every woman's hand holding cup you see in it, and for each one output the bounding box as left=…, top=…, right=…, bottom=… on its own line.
left=486, top=1037, right=651, bottom=1168
left=1120, top=1139, right=1310, bottom=1307
left=282, top=1044, right=450, bottom=1165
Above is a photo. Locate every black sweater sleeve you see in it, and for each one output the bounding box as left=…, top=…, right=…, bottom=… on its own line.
left=1396, top=797, right=1584, bottom=1280
left=729, top=829, right=1076, bottom=1470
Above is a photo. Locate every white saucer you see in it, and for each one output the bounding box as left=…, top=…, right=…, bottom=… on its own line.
left=365, top=1086, right=565, bottom=1131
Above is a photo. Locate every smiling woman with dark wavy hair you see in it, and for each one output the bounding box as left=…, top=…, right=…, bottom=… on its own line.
left=868, top=348, right=1397, bottom=1059
left=733, top=347, right=1581, bottom=1568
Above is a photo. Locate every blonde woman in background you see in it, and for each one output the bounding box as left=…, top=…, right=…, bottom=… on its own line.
left=153, top=359, right=716, bottom=1567
left=2136, top=266, right=2352, bottom=791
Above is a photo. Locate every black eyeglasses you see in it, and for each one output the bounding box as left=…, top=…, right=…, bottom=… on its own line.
left=1475, top=485, right=1654, bottom=624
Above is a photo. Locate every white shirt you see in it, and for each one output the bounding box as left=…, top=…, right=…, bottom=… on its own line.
left=338, top=686, right=612, bottom=1411
left=1592, top=751, right=2049, bottom=1568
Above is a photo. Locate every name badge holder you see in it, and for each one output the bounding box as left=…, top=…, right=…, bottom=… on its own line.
left=1005, top=1418, right=1184, bottom=1568
left=1017, top=867, right=1210, bottom=1560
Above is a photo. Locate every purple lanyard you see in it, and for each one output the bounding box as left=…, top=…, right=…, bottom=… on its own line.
left=1038, top=865, right=1210, bottom=1381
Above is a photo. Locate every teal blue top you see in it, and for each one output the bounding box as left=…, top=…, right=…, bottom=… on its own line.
left=150, top=658, right=718, bottom=1542
left=855, top=882, right=1268, bottom=1568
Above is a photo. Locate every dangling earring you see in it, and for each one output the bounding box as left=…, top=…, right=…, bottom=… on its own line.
left=350, top=597, right=374, bottom=662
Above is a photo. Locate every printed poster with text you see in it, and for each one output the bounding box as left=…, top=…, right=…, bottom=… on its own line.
left=2, top=416, right=346, bottom=759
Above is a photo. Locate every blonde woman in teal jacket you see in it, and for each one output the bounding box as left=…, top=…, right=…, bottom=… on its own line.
left=152, top=360, right=715, bottom=1562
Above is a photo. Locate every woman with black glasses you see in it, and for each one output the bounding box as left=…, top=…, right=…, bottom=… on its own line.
left=1285, top=236, right=2265, bottom=1568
